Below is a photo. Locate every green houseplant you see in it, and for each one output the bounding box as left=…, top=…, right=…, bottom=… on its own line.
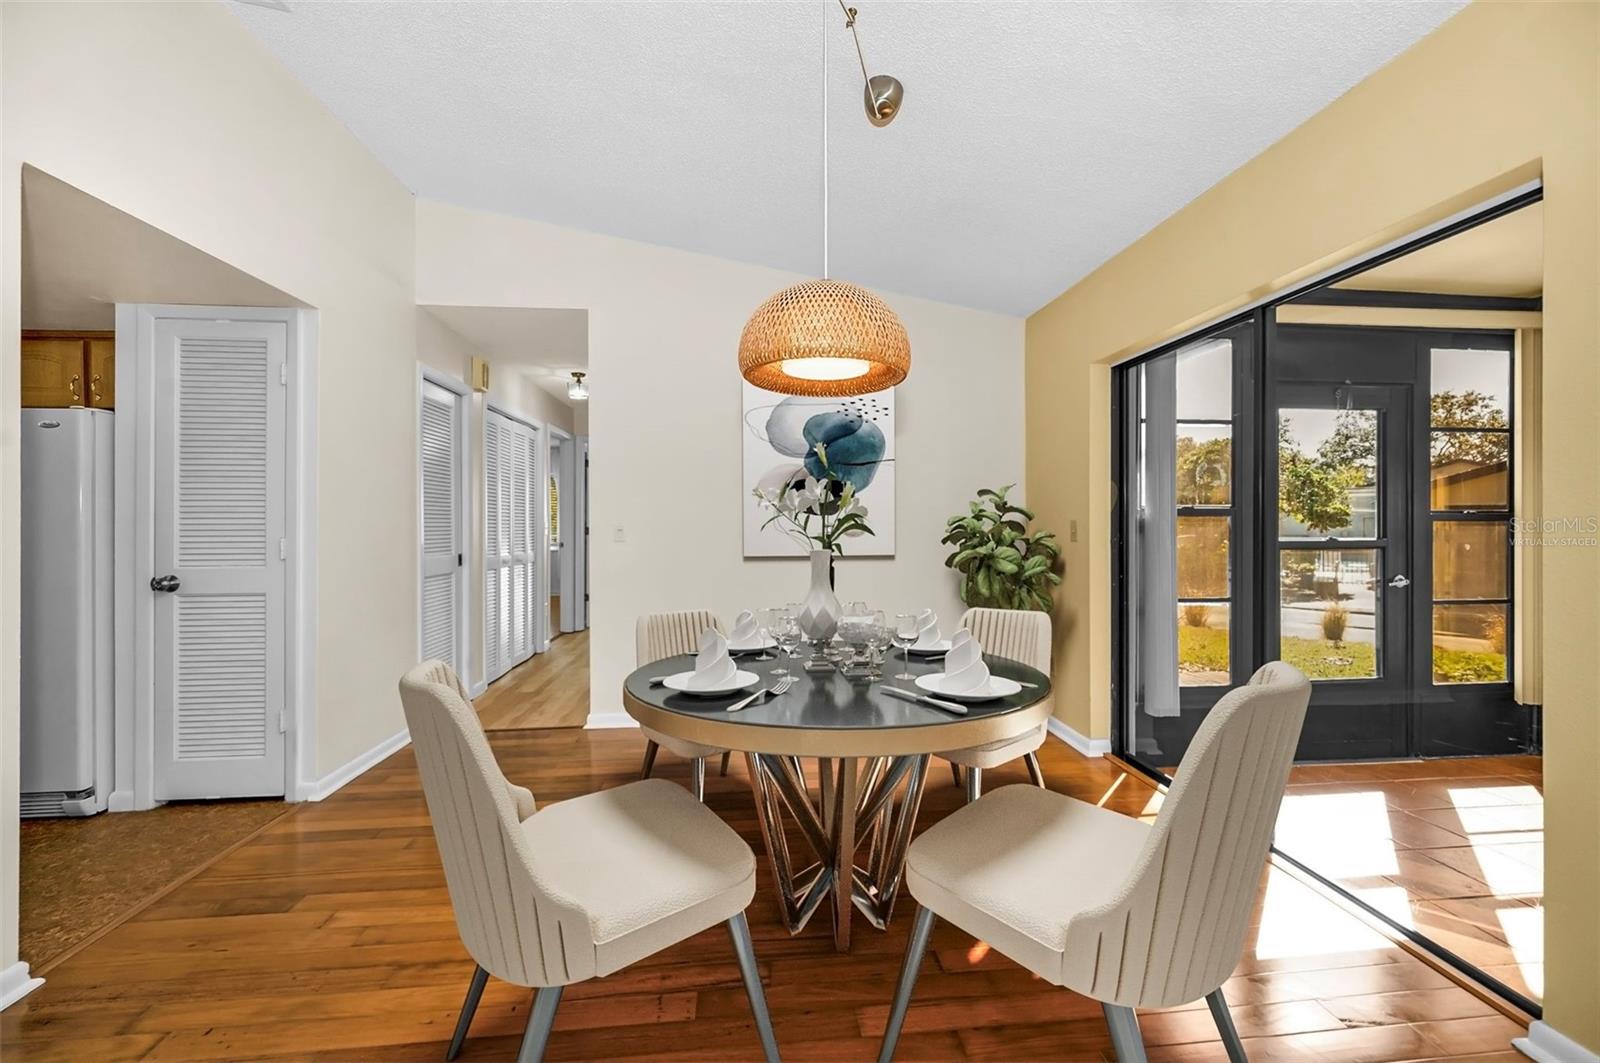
left=941, top=485, right=1062, bottom=611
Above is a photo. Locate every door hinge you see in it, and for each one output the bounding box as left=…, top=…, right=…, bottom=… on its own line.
left=457, top=552, right=464, bottom=567
left=279, top=538, right=287, bottom=560
left=277, top=708, right=287, bottom=734
left=279, top=364, right=288, bottom=385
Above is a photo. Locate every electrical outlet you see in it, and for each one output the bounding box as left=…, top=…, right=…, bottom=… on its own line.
left=612, top=525, right=627, bottom=543
left=1070, top=519, right=1079, bottom=543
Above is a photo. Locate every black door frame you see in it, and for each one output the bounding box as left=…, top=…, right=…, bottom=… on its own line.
left=1108, top=186, right=1544, bottom=1017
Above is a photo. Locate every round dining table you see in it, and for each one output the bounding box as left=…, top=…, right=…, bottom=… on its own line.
left=623, top=650, right=1052, bottom=951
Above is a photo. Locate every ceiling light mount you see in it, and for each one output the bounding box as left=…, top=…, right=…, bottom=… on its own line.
left=840, top=2, right=903, bottom=127
left=566, top=371, right=588, bottom=401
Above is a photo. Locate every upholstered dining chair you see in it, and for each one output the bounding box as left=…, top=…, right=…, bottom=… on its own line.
left=879, top=662, right=1311, bottom=1063
left=637, top=610, right=732, bottom=798
left=940, top=608, right=1052, bottom=802
left=398, top=661, right=780, bottom=1063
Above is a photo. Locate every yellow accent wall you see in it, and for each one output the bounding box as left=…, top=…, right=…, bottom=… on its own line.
left=1025, top=0, right=1596, bottom=1047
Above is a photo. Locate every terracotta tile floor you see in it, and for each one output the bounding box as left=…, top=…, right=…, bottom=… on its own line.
left=1273, top=756, right=1543, bottom=1004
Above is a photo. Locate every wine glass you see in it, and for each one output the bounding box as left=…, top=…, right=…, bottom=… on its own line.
left=892, top=613, right=919, bottom=680
left=867, top=611, right=891, bottom=679
left=771, top=615, right=802, bottom=677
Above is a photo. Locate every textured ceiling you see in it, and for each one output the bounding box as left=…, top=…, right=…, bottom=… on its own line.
left=231, top=1, right=1465, bottom=317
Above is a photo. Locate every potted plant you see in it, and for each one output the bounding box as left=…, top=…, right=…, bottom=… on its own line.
left=751, top=443, right=875, bottom=641
left=941, top=485, right=1062, bottom=611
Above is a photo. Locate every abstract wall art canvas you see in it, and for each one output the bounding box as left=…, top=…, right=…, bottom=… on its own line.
left=742, top=382, right=896, bottom=558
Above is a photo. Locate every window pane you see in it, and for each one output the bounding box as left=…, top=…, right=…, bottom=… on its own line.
left=1279, top=548, right=1380, bottom=680
left=1433, top=604, right=1507, bottom=684
left=1175, top=337, right=1231, bottom=421
left=1431, top=431, right=1509, bottom=510
left=1431, top=348, right=1510, bottom=428
left=1279, top=408, right=1378, bottom=539
left=1176, top=425, right=1231, bottom=506
left=1434, top=520, right=1508, bottom=601
left=1177, top=516, right=1229, bottom=598
left=1178, top=603, right=1229, bottom=686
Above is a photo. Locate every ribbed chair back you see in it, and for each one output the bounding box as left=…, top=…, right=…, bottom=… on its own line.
left=636, top=610, right=724, bottom=667
left=960, top=607, right=1051, bottom=671
left=1059, top=661, right=1311, bottom=1008
left=399, top=660, right=590, bottom=988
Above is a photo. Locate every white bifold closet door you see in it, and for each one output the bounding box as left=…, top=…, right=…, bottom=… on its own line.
left=419, top=381, right=462, bottom=674
left=153, top=318, right=288, bottom=800
left=485, top=410, right=540, bottom=684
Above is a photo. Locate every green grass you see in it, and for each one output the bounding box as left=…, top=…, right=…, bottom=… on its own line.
left=1177, top=625, right=1229, bottom=673
left=1432, top=647, right=1506, bottom=684
left=1280, top=636, right=1376, bottom=680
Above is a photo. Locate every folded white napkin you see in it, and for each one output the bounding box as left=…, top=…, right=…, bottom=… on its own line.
left=913, top=609, right=941, bottom=648
left=941, top=629, right=992, bottom=693
left=729, top=610, right=763, bottom=647
left=686, top=628, right=738, bottom=690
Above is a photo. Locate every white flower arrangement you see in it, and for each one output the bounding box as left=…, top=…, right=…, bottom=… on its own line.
left=752, top=443, right=876, bottom=555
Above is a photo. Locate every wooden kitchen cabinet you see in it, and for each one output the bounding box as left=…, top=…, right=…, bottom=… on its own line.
left=21, top=330, right=114, bottom=409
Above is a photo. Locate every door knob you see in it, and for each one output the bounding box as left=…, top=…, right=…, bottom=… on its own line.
left=1388, top=574, right=1411, bottom=589
left=150, top=574, right=181, bottom=593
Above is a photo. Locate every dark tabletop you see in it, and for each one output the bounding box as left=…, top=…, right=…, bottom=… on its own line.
left=623, top=650, right=1052, bottom=734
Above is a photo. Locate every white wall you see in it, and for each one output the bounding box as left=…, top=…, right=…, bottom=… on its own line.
left=415, top=199, right=1026, bottom=721
left=1, top=1, right=421, bottom=979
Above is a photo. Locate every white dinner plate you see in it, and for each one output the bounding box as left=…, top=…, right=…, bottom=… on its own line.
left=907, top=640, right=953, bottom=656
left=914, top=673, right=1022, bottom=702
left=729, top=639, right=778, bottom=654
left=660, top=670, right=761, bottom=696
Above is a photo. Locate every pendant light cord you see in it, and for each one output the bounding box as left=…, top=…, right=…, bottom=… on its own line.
left=822, top=0, right=829, bottom=280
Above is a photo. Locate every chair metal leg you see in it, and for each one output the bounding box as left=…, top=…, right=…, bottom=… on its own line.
left=1206, top=989, right=1248, bottom=1063
left=726, top=911, right=781, bottom=1063
left=515, top=986, right=563, bottom=1063
left=639, top=740, right=660, bottom=780
left=877, top=905, right=937, bottom=1063
left=1102, top=1002, right=1148, bottom=1063
left=720, top=751, right=732, bottom=776
left=691, top=757, right=707, bottom=801
left=948, top=761, right=962, bottom=788
left=445, top=965, right=488, bottom=1061
left=1024, top=751, right=1045, bottom=788
left=964, top=766, right=982, bottom=803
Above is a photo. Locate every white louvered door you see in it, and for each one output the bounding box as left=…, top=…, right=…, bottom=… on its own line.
left=419, top=381, right=463, bottom=673
left=484, top=409, right=540, bottom=684
left=153, top=318, right=287, bottom=799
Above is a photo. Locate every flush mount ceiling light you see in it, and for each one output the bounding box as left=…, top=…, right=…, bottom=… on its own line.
left=567, top=371, right=589, bottom=401
left=738, top=1, right=909, bottom=398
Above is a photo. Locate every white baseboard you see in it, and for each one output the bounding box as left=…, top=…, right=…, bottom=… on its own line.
left=1515, top=1022, right=1600, bottom=1063
left=1046, top=717, right=1111, bottom=758
left=585, top=712, right=640, bottom=730
left=0, top=962, right=43, bottom=1012
left=469, top=679, right=487, bottom=699
left=304, top=728, right=411, bottom=802
left=107, top=788, right=136, bottom=813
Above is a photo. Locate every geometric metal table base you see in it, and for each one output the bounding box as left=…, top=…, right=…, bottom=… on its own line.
left=745, top=751, right=931, bottom=951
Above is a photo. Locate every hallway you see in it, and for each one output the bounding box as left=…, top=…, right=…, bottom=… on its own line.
left=475, top=630, right=589, bottom=731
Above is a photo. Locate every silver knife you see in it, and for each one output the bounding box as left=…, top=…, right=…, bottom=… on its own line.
left=881, top=686, right=968, bottom=716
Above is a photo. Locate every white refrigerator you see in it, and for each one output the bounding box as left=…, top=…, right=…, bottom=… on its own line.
left=21, top=407, right=114, bottom=817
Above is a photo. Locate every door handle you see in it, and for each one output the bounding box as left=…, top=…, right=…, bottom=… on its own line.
left=1388, top=574, right=1411, bottom=589
left=150, top=574, right=181, bottom=593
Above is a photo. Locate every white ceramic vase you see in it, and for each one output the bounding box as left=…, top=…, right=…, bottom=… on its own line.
left=798, top=549, right=841, bottom=643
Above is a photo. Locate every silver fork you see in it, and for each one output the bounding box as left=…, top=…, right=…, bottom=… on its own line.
left=727, top=674, right=795, bottom=712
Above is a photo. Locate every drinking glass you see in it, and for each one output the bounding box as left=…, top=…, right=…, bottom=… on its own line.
left=845, top=600, right=870, bottom=618
left=867, top=611, right=891, bottom=679
left=771, top=615, right=802, bottom=676
left=892, top=613, right=919, bottom=680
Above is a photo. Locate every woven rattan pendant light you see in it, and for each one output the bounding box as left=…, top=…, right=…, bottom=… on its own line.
left=738, top=2, right=909, bottom=397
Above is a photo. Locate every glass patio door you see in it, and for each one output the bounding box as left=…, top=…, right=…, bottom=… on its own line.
left=1268, top=381, right=1413, bottom=759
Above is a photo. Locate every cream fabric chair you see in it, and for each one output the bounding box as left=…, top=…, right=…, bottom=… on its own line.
left=399, top=661, right=779, bottom=1063
left=637, top=610, right=732, bottom=797
left=940, top=608, right=1052, bottom=801
left=879, top=662, right=1311, bottom=1063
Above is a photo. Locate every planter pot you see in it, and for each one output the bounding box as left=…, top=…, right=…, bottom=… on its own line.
left=798, top=549, right=841, bottom=643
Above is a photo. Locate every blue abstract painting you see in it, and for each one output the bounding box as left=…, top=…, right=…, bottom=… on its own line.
left=742, top=382, right=896, bottom=557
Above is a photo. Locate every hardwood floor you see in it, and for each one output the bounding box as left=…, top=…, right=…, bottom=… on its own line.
left=1276, top=757, right=1544, bottom=1004
left=475, top=629, right=590, bottom=730
left=1, top=711, right=1527, bottom=1062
